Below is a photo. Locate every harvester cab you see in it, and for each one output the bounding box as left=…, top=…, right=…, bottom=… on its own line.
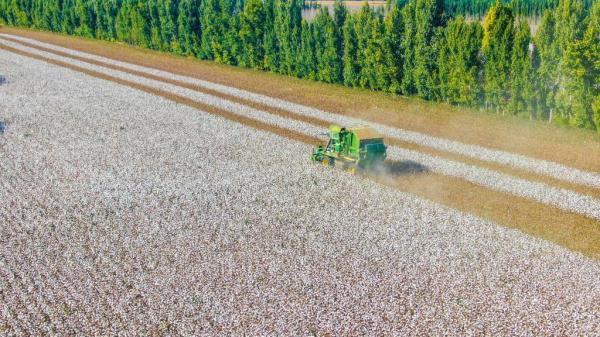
left=311, top=124, right=387, bottom=172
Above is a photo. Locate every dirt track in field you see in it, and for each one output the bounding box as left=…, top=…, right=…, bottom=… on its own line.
left=1, top=42, right=598, bottom=259
left=2, top=27, right=597, bottom=173
left=1, top=34, right=598, bottom=201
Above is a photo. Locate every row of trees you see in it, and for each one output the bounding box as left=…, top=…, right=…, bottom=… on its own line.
left=441, top=0, right=594, bottom=17
left=0, top=0, right=598, bottom=132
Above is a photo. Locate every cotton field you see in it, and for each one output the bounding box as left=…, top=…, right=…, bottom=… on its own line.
left=0, top=45, right=599, bottom=335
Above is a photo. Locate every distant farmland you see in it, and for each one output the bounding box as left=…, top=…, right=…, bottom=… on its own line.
left=303, top=0, right=387, bottom=19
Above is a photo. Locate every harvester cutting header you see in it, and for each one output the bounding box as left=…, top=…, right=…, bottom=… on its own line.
left=311, top=125, right=387, bottom=173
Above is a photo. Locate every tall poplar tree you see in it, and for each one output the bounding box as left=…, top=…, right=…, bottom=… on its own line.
left=557, top=0, right=599, bottom=130
left=412, top=0, right=444, bottom=99
left=177, top=0, right=201, bottom=56
left=401, top=0, right=416, bottom=94
left=482, top=1, right=514, bottom=112
left=147, top=0, right=163, bottom=49
left=363, top=11, right=386, bottom=90
left=262, top=0, right=278, bottom=71
left=298, top=19, right=317, bottom=79
left=437, top=16, right=482, bottom=105
left=509, top=20, right=535, bottom=117
left=333, top=0, right=348, bottom=64
left=274, top=0, right=302, bottom=75
left=535, top=10, right=559, bottom=121
left=383, top=6, right=404, bottom=93
left=313, top=7, right=342, bottom=83
left=552, top=0, right=588, bottom=125
left=343, top=14, right=360, bottom=87
left=239, top=0, right=265, bottom=69
left=157, top=0, right=179, bottom=52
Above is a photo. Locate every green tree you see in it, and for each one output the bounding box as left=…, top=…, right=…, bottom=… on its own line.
left=354, top=5, right=379, bottom=89
left=362, top=10, right=386, bottom=90
left=405, top=0, right=445, bottom=99
left=177, top=0, right=201, bottom=56
left=556, top=0, right=599, bottom=130
left=313, top=8, right=342, bottom=83
left=333, top=0, right=348, bottom=63
left=438, top=16, right=482, bottom=105
left=401, top=0, right=416, bottom=94
left=239, top=0, right=265, bottom=69
left=146, top=0, right=162, bottom=49
left=535, top=10, right=560, bottom=121
left=262, top=0, right=279, bottom=71
left=554, top=0, right=586, bottom=53
left=383, top=6, right=404, bottom=93
left=73, top=0, right=95, bottom=38
left=552, top=0, right=588, bottom=125
left=297, top=19, right=317, bottom=79
left=199, top=0, right=243, bottom=63
left=591, top=2, right=600, bottom=131
left=30, top=0, right=48, bottom=29
left=95, top=0, right=119, bottom=40
left=9, top=0, right=30, bottom=27
left=157, top=0, right=179, bottom=52
left=343, top=14, right=360, bottom=87
left=222, top=4, right=242, bottom=65
left=482, top=1, right=514, bottom=112
left=509, top=20, right=535, bottom=117
left=274, top=0, right=302, bottom=75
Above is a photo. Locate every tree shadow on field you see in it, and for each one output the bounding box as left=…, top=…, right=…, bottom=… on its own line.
left=0, top=75, right=6, bottom=85
left=368, top=160, right=430, bottom=177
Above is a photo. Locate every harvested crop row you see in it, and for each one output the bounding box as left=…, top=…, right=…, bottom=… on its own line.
left=2, top=33, right=598, bottom=189
left=4, top=35, right=599, bottom=203
left=4, top=42, right=599, bottom=262
left=1, top=48, right=599, bottom=335
left=2, top=39, right=599, bottom=220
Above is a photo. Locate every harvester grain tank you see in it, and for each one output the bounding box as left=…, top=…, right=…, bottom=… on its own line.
left=311, top=125, right=387, bottom=172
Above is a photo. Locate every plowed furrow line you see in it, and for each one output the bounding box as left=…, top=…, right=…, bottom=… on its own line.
left=1, top=44, right=598, bottom=259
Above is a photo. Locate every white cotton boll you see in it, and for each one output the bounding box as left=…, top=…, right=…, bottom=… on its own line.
left=0, top=47, right=598, bottom=336
left=1, top=37, right=598, bottom=220
left=4, top=33, right=598, bottom=189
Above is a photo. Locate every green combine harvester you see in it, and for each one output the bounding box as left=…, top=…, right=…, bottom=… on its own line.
left=311, top=125, right=387, bottom=173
